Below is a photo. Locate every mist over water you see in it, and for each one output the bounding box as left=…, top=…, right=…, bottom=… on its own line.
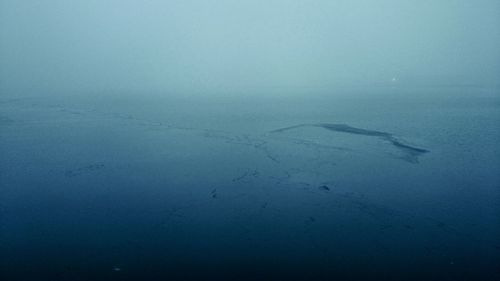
left=1, top=0, right=499, bottom=97
left=1, top=1, right=500, bottom=280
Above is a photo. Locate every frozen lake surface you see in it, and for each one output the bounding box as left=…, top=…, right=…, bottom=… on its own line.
left=1, top=87, right=499, bottom=280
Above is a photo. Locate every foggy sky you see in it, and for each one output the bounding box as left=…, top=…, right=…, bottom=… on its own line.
left=1, top=0, right=499, bottom=97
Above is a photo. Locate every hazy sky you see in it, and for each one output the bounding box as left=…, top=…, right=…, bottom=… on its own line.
left=1, top=0, right=499, bottom=96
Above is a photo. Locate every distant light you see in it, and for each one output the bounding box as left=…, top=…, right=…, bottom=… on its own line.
left=391, top=77, right=397, bottom=82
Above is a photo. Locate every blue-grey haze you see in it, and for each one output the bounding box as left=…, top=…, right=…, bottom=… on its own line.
left=1, top=0, right=499, bottom=96
left=1, top=1, right=499, bottom=280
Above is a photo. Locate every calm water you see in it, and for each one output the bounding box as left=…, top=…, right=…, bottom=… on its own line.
left=1, top=86, right=499, bottom=280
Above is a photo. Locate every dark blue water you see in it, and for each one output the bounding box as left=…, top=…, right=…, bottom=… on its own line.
left=1, top=87, right=499, bottom=280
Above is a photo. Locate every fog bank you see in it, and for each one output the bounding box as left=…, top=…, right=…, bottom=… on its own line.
left=1, top=0, right=499, bottom=97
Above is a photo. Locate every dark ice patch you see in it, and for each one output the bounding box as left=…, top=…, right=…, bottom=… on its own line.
left=271, top=123, right=429, bottom=163
left=318, top=185, right=330, bottom=191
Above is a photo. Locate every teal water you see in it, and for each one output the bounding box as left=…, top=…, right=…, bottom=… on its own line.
left=1, top=86, right=499, bottom=280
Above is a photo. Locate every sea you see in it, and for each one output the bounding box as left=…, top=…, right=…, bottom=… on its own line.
left=1, top=85, right=499, bottom=280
